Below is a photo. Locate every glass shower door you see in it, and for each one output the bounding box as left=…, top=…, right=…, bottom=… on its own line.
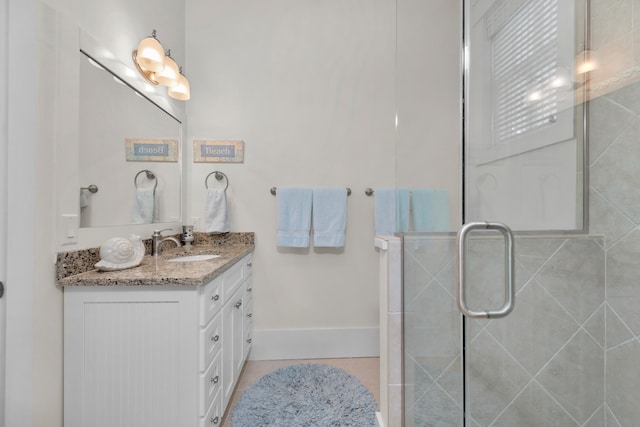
left=402, top=0, right=613, bottom=425
left=403, top=231, right=606, bottom=426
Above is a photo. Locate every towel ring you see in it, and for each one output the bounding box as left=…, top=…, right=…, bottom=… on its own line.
left=134, top=169, right=158, bottom=194
left=205, top=171, right=229, bottom=191
left=81, top=184, right=99, bottom=194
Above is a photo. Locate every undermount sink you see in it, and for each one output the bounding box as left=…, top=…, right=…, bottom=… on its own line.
left=168, top=254, right=221, bottom=263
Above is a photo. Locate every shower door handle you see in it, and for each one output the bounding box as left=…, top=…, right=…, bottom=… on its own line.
left=456, top=221, right=515, bottom=319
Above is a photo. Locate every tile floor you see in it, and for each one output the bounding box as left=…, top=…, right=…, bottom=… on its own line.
left=221, top=357, right=380, bottom=427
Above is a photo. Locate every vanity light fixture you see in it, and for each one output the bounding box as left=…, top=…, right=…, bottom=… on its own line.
left=168, top=67, right=191, bottom=100
left=133, top=30, right=164, bottom=73
left=133, top=30, right=190, bottom=101
left=154, top=50, right=179, bottom=87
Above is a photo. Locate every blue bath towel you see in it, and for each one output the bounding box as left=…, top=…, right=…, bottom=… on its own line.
left=276, top=187, right=313, bottom=247
left=312, top=188, right=348, bottom=247
left=374, top=188, right=410, bottom=235
left=412, top=189, right=450, bottom=231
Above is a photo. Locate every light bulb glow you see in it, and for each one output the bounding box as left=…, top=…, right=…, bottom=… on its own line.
left=168, top=73, right=190, bottom=100
left=154, top=54, right=179, bottom=87
left=135, top=37, right=165, bottom=72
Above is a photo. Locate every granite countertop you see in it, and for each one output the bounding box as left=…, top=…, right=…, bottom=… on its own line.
left=58, top=242, right=254, bottom=287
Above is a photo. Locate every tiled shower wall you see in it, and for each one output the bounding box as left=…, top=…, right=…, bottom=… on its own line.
left=404, top=234, right=606, bottom=426
left=589, top=82, right=640, bottom=426
left=587, top=0, right=640, bottom=423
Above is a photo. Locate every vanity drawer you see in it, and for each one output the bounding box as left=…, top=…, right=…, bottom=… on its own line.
left=201, top=388, right=223, bottom=427
left=200, top=312, right=222, bottom=372
left=222, top=258, right=245, bottom=302
left=200, top=275, right=223, bottom=326
left=200, top=350, right=222, bottom=417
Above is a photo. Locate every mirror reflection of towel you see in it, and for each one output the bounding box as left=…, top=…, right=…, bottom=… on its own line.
left=205, top=189, right=230, bottom=233
left=132, top=188, right=155, bottom=224
left=412, top=189, right=450, bottom=231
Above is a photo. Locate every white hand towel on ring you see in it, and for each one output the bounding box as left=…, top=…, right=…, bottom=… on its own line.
left=205, top=188, right=230, bottom=233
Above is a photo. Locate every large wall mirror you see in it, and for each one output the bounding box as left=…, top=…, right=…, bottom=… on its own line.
left=78, top=50, right=182, bottom=228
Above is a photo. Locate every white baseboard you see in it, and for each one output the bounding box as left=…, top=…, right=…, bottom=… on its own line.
left=249, top=327, right=380, bottom=360
left=375, top=411, right=386, bottom=427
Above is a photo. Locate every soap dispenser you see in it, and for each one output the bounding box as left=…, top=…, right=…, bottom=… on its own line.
left=182, top=225, right=194, bottom=247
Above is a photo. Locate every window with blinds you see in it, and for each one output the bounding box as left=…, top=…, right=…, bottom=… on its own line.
left=489, top=0, right=564, bottom=144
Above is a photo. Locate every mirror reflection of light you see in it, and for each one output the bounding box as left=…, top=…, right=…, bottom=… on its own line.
left=112, top=76, right=126, bottom=86
left=550, top=67, right=572, bottom=91
left=575, top=50, right=598, bottom=75
left=577, top=59, right=598, bottom=74
left=123, top=67, right=137, bottom=79
left=87, top=57, right=105, bottom=71
left=526, top=90, right=543, bottom=102
left=98, top=48, right=116, bottom=60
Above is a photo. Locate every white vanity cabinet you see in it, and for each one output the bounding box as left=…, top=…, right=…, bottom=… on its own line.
left=64, top=253, right=253, bottom=427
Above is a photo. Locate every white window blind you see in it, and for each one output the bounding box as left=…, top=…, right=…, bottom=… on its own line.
left=490, top=0, right=559, bottom=143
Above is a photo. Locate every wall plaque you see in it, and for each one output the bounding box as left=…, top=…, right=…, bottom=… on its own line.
left=193, top=140, right=244, bottom=163
left=125, top=138, right=178, bottom=162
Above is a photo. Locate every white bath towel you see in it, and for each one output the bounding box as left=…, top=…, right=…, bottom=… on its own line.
left=79, top=188, right=90, bottom=208
left=312, top=188, right=347, bottom=247
left=205, top=188, right=230, bottom=233
left=277, top=187, right=313, bottom=247
left=132, top=187, right=154, bottom=224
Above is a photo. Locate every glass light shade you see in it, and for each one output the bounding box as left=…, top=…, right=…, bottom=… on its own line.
left=154, top=55, right=179, bottom=87
left=168, top=73, right=191, bottom=100
left=135, top=37, right=165, bottom=72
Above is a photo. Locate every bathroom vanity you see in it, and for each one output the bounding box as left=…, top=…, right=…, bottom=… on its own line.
left=58, top=238, right=254, bottom=427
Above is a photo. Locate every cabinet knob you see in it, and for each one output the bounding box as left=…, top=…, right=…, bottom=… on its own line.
left=210, top=375, right=219, bottom=384
left=247, top=313, right=252, bottom=318
left=210, top=334, right=219, bottom=342
left=234, top=300, right=242, bottom=309
left=247, top=338, right=252, bottom=344
left=211, top=294, right=219, bottom=302
left=211, top=416, right=219, bottom=424
left=247, top=287, right=252, bottom=293
left=247, top=262, right=252, bottom=267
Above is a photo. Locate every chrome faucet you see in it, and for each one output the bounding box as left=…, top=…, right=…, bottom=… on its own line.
left=151, top=229, right=182, bottom=256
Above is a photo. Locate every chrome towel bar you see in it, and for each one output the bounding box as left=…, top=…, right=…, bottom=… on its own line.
left=271, top=187, right=351, bottom=196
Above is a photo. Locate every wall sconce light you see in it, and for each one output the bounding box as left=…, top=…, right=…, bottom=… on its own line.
left=132, top=30, right=190, bottom=101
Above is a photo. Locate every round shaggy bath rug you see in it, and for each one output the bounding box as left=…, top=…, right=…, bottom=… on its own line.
left=231, top=363, right=377, bottom=426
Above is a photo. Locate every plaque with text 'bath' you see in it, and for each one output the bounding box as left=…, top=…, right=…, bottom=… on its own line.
left=125, top=138, right=179, bottom=162
left=193, top=140, right=244, bottom=163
